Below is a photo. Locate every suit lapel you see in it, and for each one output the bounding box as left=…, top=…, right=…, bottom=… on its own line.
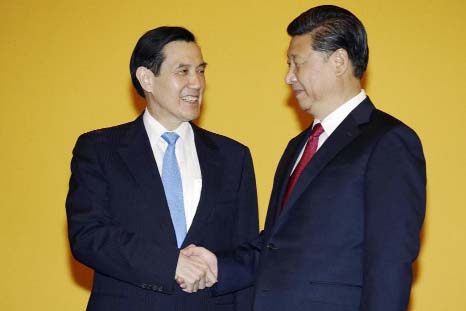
left=274, top=98, right=375, bottom=229
left=278, top=131, right=310, bottom=200
left=118, top=115, right=177, bottom=245
left=267, top=130, right=310, bottom=226
left=181, top=123, right=223, bottom=247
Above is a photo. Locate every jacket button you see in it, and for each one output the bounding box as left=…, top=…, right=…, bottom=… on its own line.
left=141, top=283, right=148, bottom=289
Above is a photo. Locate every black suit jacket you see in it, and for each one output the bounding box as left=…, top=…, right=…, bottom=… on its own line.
left=66, top=115, right=258, bottom=311
left=215, top=98, right=426, bottom=311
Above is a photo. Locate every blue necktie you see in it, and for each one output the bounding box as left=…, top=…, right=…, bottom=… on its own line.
left=161, top=132, right=187, bottom=248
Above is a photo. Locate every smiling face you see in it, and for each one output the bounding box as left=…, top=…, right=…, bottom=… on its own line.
left=285, top=34, right=339, bottom=120
left=139, top=41, right=206, bottom=130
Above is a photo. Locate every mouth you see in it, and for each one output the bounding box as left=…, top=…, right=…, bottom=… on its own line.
left=180, top=95, right=200, bottom=104
left=292, top=89, right=304, bottom=97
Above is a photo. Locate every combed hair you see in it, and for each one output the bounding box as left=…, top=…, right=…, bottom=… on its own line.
left=287, top=5, right=368, bottom=79
left=129, top=26, right=196, bottom=97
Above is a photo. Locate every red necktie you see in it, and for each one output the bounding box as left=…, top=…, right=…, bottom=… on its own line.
left=281, top=123, right=324, bottom=209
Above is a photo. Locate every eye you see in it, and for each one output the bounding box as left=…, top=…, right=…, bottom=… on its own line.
left=176, top=69, right=189, bottom=75
left=198, top=68, right=205, bottom=75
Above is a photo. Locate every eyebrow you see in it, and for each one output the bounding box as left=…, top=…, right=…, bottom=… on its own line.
left=289, top=55, right=306, bottom=63
left=175, top=62, right=208, bottom=69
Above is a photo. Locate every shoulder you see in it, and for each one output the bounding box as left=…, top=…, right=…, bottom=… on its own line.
left=363, top=109, right=424, bottom=162
left=368, top=109, right=422, bottom=145
left=74, top=118, right=139, bottom=151
left=192, top=123, right=250, bottom=154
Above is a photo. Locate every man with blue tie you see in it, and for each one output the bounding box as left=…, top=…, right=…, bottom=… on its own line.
left=65, top=26, right=258, bottom=311
left=181, top=5, right=426, bottom=311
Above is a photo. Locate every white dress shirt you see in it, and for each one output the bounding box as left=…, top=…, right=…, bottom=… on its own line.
left=143, top=109, right=202, bottom=230
left=291, top=90, right=367, bottom=173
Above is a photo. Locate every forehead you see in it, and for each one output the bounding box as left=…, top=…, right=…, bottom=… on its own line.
left=161, top=41, right=204, bottom=66
left=287, top=34, right=313, bottom=58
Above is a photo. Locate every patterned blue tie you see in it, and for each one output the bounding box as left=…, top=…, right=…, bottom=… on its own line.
left=161, top=132, right=187, bottom=248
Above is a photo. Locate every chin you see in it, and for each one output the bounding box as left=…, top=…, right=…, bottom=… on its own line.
left=297, top=102, right=311, bottom=112
left=183, top=111, right=200, bottom=122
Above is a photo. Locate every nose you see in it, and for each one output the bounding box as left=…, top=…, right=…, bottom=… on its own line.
left=285, top=66, right=297, bottom=85
left=189, top=72, right=204, bottom=90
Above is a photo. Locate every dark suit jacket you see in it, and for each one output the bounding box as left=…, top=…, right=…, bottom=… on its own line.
left=66, top=115, right=259, bottom=311
left=215, top=98, right=426, bottom=311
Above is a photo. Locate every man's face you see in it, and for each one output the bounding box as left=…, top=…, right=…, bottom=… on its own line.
left=285, top=34, right=337, bottom=120
left=146, top=41, right=206, bottom=129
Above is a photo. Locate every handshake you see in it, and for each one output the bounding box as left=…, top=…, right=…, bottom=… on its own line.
left=175, top=245, right=218, bottom=293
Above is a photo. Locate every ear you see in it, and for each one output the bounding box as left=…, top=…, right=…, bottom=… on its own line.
left=331, top=49, right=350, bottom=76
left=135, top=66, right=154, bottom=94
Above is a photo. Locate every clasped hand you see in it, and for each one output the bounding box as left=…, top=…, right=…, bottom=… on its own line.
left=175, top=245, right=218, bottom=293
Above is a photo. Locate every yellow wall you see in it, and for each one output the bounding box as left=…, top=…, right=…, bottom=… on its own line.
left=1, top=0, right=465, bottom=309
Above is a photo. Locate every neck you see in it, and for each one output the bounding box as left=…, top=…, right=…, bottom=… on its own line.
left=315, top=78, right=361, bottom=120
left=146, top=104, right=182, bottom=131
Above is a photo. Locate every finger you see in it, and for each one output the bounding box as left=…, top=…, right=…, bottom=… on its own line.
left=187, top=257, right=210, bottom=279
left=178, top=256, right=208, bottom=292
left=189, top=257, right=212, bottom=287
left=176, top=276, right=186, bottom=286
left=188, top=267, right=203, bottom=293
left=178, top=280, right=188, bottom=289
left=189, top=254, right=207, bottom=266
left=206, top=272, right=217, bottom=286
left=191, top=276, right=200, bottom=293
left=183, top=278, right=194, bottom=293
left=189, top=256, right=216, bottom=283
left=180, top=244, right=197, bottom=257
left=178, top=276, right=192, bottom=293
left=205, top=269, right=217, bottom=286
left=183, top=246, right=205, bottom=257
left=181, top=248, right=193, bottom=257
left=184, top=285, right=193, bottom=293
left=182, top=268, right=202, bottom=292
left=198, top=273, right=206, bottom=290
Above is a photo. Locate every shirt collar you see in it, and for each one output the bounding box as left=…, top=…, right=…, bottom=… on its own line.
left=314, top=89, right=367, bottom=135
left=143, top=108, right=191, bottom=144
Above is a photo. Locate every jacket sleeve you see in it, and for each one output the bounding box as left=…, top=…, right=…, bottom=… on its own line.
left=214, top=139, right=291, bottom=297
left=231, top=148, right=260, bottom=310
left=361, top=125, right=426, bottom=310
left=65, top=133, right=179, bottom=294
left=215, top=235, right=263, bottom=296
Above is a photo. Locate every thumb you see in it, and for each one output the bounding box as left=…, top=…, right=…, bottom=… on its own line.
left=183, top=246, right=206, bottom=257
left=180, top=244, right=197, bottom=256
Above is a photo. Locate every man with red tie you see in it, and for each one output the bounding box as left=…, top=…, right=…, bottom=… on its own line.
left=181, top=5, right=426, bottom=311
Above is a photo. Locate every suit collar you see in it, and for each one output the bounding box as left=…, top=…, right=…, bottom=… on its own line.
left=142, top=109, right=193, bottom=148
left=318, top=89, right=367, bottom=136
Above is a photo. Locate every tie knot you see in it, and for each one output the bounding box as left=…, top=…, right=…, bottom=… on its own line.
left=311, top=123, right=324, bottom=137
left=162, top=132, right=180, bottom=145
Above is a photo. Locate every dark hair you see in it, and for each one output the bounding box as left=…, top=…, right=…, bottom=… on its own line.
left=287, top=5, right=368, bottom=79
left=130, top=26, right=196, bottom=97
